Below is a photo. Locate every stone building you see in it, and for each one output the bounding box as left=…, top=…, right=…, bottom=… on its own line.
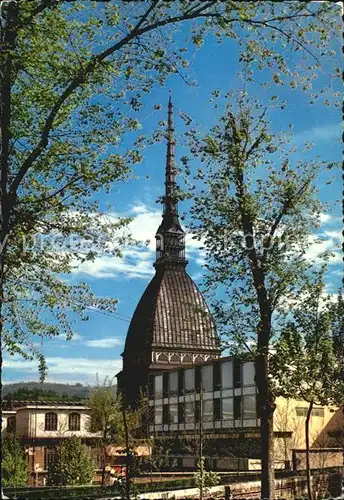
left=117, top=98, right=220, bottom=404
left=2, top=401, right=101, bottom=485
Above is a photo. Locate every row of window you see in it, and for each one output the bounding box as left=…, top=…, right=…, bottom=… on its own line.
left=295, top=407, right=324, bottom=417
left=45, top=412, right=80, bottom=431
left=154, top=395, right=257, bottom=425
left=150, top=361, right=255, bottom=399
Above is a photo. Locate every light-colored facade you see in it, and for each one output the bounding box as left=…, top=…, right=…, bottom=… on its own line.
left=148, top=357, right=344, bottom=470
left=2, top=402, right=101, bottom=485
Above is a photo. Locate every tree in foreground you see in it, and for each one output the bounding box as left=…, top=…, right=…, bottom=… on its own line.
left=183, top=93, right=338, bottom=499
left=0, top=0, right=341, bottom=378
left=47, top=436, right=94, bottom=486
left=271, top=270, right=344, bottom=500
left=88, top=378, right=122, bottom=487
left=2, top=434, right=28, bottom=487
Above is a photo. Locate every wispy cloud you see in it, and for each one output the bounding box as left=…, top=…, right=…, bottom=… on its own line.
left=85, top=337, right=123, bottom=348
left=3, top=355, right=122, bottom=384
left=293, top=123, right=341, bottom=145
left=72, top=204, right=205, bottom=280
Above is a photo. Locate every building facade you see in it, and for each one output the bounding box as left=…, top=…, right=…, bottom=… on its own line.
left=2, top=401, right=101, bottom=485
left=117, top=98, right=220, bottom=404
left=148, top=357, right=344, bottom=471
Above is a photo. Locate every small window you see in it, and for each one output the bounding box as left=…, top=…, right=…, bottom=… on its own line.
left=7, top=416, right=16, bottom=433
left=169, top=404, right=178, bottom=424
left=296, top=407, right=308, bottom=417
left=154, top=375, right=163, bottom=399
left=185, top=402, right=194, bottom=423
left=155, top=405, right=163, bottom=425
left=233, top=360, right=241, bottom=388
left=185, top=369, right=195, bottom=393
left=221, top=361, right=233, bottom=389
left=169, top=372, right=178, bottom=396
left=195, top=401, right=201, bottom=423
left=214, top=399, right=221, bottom=421
left=45, top=412, right=58, bottom=431
left=234, top=396, right=242, bottom=420
left=69, top=412, right=80, bottom=431
left=201, top=364, right=213, bottom=392
left=243, top=395, right=256, bottom=420
left=243, top=362, right=255, bottom=386
left=203, top=400, right=213, bottom=422
left=222, top=398, right=233, bottom=421
left=312, top=408, right=324, bottom=417
left=44, top=447, right=57, bottom=471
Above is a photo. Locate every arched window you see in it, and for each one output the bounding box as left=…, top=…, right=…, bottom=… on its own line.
left=69, top=412, right=80, bottom=431
left=45, top=412, right=57, bottom=431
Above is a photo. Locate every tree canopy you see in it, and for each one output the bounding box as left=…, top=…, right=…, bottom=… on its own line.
left=0, top=0, right=341, bottom=378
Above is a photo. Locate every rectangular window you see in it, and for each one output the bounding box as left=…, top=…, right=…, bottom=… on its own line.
left=155, top=375, right=163, bottom=399
left=163, top=405, right=169, bottom=425
left=169, top=372, right=178, bottom=396
left=221, top=361, right=233, bottom=389
left=185, top=402, right=194, bottom=423
left=222, top=398, right=233, bottom=421
left=213, top=362, right=221, bottom=391
left=185, top=369, right=195, bottom=393
left=243, top=362, right=255, bottom=386
left=201, top=364, right=213, bottom=392
left=155, top=405, right=163, bottom=425
left=214, top=399, right=221, bottom=421
left=169, top=404, right=178, bottom=424
left=233, top=361, right=241, bottom=388
left=312, top=408, right=324, bottom=417
left=234, top=396, right=242, bottom=420
left=243, top=395, right=256, bottom=420
left=178, top=403, right=185, bottom=423
left=7, top=416, right=16, bottom=433
left=44, top=447, right=57, bottom=471
left=203, top=400, right=213, bottom=422
left=296, top=407, right=308, bottom=417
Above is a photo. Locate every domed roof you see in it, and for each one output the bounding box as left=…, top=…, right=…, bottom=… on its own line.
left=124, top=266, right=219, bottom=356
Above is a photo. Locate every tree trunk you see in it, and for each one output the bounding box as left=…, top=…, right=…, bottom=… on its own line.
left=0, top=3, right=18, bottom=496
left=122, top=407, right=131, bottom=500
left=255, top=352, right=276, bottom=500
left=305, top=401, right=314, bottom=500
left=100, top=445, right=106, bottom=488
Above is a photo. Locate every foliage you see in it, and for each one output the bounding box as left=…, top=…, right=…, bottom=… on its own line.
left=182, top=92, right=339, bottom=497
left=0, top=0, right=341, bottom=378
left=2, top=434, right=29, bottom=487
left=271, top=270, right=344, bottom=406
left=47, top=436, right=94, bottom=486
left=4, top=386, right=84, bottom=401
left=194, top=456, right=220, bottom=499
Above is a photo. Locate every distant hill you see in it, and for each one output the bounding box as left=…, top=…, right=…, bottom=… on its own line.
left=3, top=381, right=116, bottom=400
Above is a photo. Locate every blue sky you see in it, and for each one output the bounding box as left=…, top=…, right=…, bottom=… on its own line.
left=3, top=12, right=342, bottom=385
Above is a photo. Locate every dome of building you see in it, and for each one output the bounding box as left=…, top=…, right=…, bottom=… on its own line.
left=118, top=97, right=220, bottom=404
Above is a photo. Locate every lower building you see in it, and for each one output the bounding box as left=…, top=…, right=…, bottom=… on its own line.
left=148, top=356, right=344, bottom=471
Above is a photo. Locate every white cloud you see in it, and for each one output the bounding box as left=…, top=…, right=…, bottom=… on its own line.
left=303, top=232, right=341, bottom=265
left=293, top=123, right=341, bottom=145
left=3, top=355, right=122, bottom=384
left=85, top=337, right=123, bottom=348
left=71, top=204, right=205, bottom=280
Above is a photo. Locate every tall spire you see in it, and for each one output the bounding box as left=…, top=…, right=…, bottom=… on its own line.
left=165, top=95, right=177, bottom=216
left=155, top=96, right=187, bottom=268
